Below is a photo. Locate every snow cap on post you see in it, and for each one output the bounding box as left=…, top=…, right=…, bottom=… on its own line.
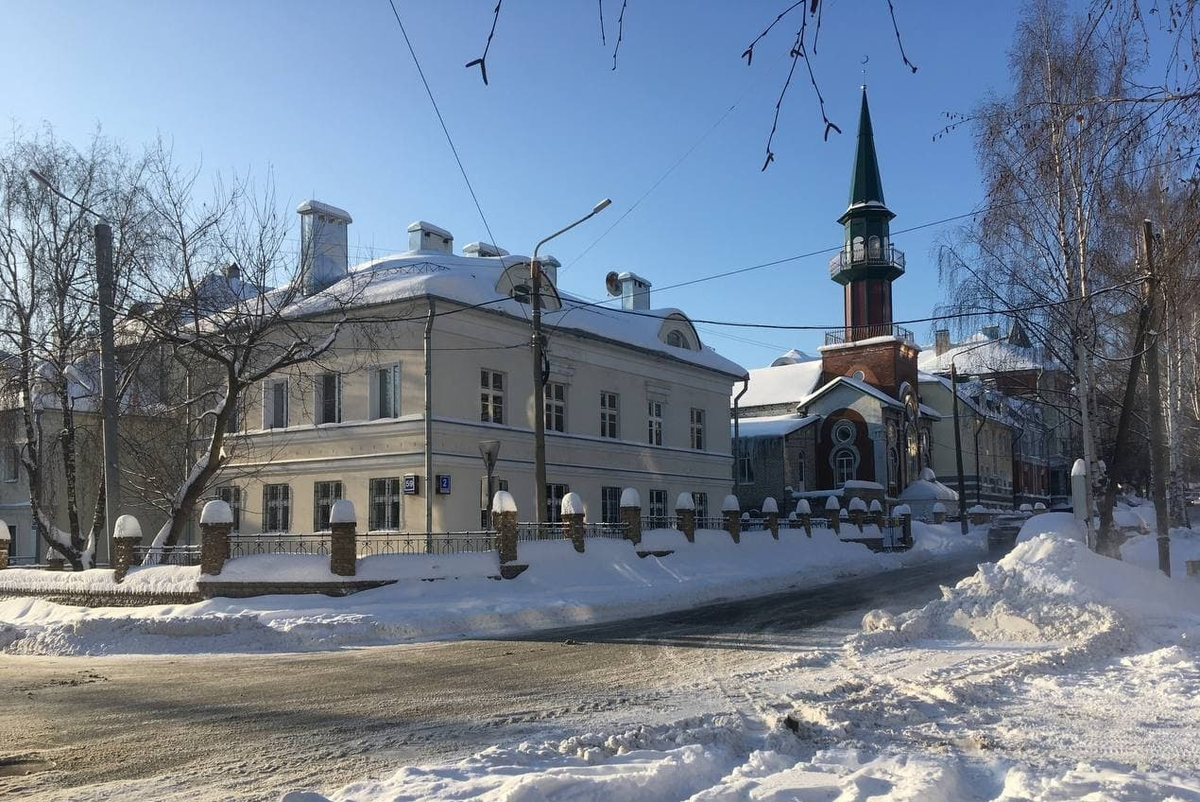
left=848, top=497, right=867, bottom=512
left=969, top=504, right=986, bottom=514
left=491, top=490, right=517, bottom=515
left=0, top=519, right=8, bottom=541
left=1071, top=458, right=1087, bottom=477
left=620, top=488, right=641, bottom=509
left=113, top=514, right=142, bottom=540
left=795, top=499, right=811, bottom=515
left=721, top=494, right=740, bottom=513
left=931, top=502, right=946, bottom=514
left=762, top=497, right=779, bottom=514
left=824, top=496, right=841, bottom=512
left=1033, top=501, right=1046, bottom=511
left=1019, top=502, right=1033, bottom=512
left=674, top=492, right=695, bottom=511
left=561, top=492, right=585, bottom=516
left=869, top=500, right=882, bottom=513
left=329, top=499, right=356, bottom=525
left=839, top=508, right=849, bottom=519
left=919, top=467, right=937, bottom=482
left=200, top=500, right=234, bottom=526
left=893, top=504, right=911, bottom=516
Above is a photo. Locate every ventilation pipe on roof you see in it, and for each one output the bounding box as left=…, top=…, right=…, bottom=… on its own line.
left=297, top=200, right=352, bottom=296
left=408, top=221, right=453, bottom=254
left=462, top=242, right=509, bottom=258
left=618, top=272, right=651, bottom=310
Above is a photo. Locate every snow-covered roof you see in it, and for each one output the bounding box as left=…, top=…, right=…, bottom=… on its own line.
left=769, top=348, right=814, bottom=367
left=918, top=333, right=1051, bottom=376
left=281, top=251, right=746, bottom=379
left=297, top=200, right=352, bottom=222
left=800, top=375, right=903, bottom=411
left=738, top=359, right=825, bottom=408
left=733, top=413, right=821, bottom=439
left=918, top=372, right=1018, bottom=427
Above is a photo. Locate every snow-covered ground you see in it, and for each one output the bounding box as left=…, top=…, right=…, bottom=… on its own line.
left=287, top=516, right=1200, bottom=801
left=0, top=524, right=982, bottom=656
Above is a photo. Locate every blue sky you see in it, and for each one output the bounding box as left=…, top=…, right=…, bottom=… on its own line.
left=3, top=2, right=1027, bottom=368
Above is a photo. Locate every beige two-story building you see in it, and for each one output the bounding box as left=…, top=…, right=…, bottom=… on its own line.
left=211, top=204, right=746, bottom=535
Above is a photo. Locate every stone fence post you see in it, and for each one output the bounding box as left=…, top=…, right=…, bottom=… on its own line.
left=721, top=494, right=741, bottom=544
left=795, top=499, right=812, bottom=537
left=869, top=500, right=883, bottom=527
left=931, top=502, right=947, bottom=525
left=762, top=497, right=779, bottom=540
left=561, top=492, right=586, bottom=553
left=112, top=514, right=141, bottom=582
left=329, top=499, right=357, bottom=577
left=894, top=504, right=913, bottom=548
left=0, top=518, right=8, bottom=569
left=620, top=488, right=642, bottom=547
left=46, top=548, right=65, bottom=571
left=968, top=504, right=990, bottom=528
left=675, top=492, right=696, bottom=543
left=200, top=499, right=234, bottom=576
left=492, top=491, right=525, bottom=578
left=848, top=497, right=867, bottom=531
left=825, top=496, right=841, bottom=535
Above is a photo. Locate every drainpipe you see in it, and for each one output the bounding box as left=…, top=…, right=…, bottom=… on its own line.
left=731, top=376, right=749, bottom=490
left=974, top=416, right=986, bottom=507
left=424, top=298, right=435, bottom=550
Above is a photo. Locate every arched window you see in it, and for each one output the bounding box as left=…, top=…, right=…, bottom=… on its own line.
left=868, top=235, right=881, bottom=259
left=851, top=236, right=865, bottom=262
left=666, top=329, right=689, bottom=349
left=835, top=449, right=856, bottom=486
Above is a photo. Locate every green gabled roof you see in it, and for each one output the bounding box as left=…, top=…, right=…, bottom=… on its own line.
left=848, top=88, right=885, bottom=207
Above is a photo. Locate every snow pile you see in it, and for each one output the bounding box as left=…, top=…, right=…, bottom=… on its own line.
left=908, top=520, right=986, bottom=556
left=0, top=565, right=199, bottom=595
left=1015, top=511, right=1083, bottom=544
left=1121, top=526, right=1200, bottom=577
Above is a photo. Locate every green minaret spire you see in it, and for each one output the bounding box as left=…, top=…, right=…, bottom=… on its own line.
left=848, top=87, right=886, bottom=208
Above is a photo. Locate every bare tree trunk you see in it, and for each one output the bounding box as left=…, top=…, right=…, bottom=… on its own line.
left=1144, top=220, right=1171, bottom=576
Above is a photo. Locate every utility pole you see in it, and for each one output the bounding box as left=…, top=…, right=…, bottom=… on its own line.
left=1144, top=219, right=1171, bottom=576
left=95, top=221, right=121, bottom=564
left=951, top=362, right=968, bottom=535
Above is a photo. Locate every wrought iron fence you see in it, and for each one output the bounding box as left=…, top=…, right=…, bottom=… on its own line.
left=357, top=531, right=495, bottom=556
left=516, top=522, right=568, bottom=542
left=641, top=516, right=677, bottom=531
left=694, top=516, right=726, bottom=530
left=229, top=533, right=331, bottom=558
left=134, top=544, right=202, bottom=566
left=583, top=522, right=627, bottom=539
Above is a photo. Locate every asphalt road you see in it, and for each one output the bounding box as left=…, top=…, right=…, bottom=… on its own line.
left=0, top=554, right=984, bottom=801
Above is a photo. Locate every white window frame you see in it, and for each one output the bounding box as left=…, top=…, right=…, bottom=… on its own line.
left=545, top=381, right=566, bottom=433
left=601, top=486, right=622, bottom=524
left=481, top=369, right=505, bottom=425
left=690, top=407, right=706, bottom=450
left=647, top=400, right=663, bottom=446
left=600, top=391, right=619, bottom=439
left=215, top=485, right=242, bottom=532
left=263, top=484, right=291, bottom=532
left=692, top=492, right=709, bottom=520
left=370, top=363, right=401, bottom=420
left=546, top=482, right=569, bottom=524
left=737, top=439, right=754, bottom=484
left=263, top=378, right=289, bottom=429
left=314, top=372, right=342, bottom=425
left=313, top=480, right=343, bottom=532
left=648, top=489, right=668, bottom=525
left=369, top=477, right=403, bottom=531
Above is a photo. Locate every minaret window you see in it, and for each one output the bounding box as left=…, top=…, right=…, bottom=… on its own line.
left=852, top=236, right=865, bottom=262
left=868, top=235, right=881, bottom=259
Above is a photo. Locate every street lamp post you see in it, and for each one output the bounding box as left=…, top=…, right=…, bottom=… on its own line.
left=531, top=198, right=611, bottom=525
left=28, top=169, right=121, bottom=565
left=479, top=439, right=500, bottom=529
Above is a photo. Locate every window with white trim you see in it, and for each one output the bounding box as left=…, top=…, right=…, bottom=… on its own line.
left=263, top=379, right=289, bottom=429
left=263, top=484, right=291, bottom=532
left=647, top=400, right=663, bottom=445
left=649, top=488, right=668, bottom=526
left=601, top=486, right=622, bottom=524
left=315, top=372, right=341, bottom=425
left=689, top=408, right=706, bottom=450
left=737, top=439, right=754, bottom=484
left=834, top=449, right=857, bottom=487
left=369, top=477, right=402, bottom=531
left=545, top=382, right=566, bottom=433
left=216, top=485, right=242, bottom=532
left=370, top=363, right=400, bottom=419
left=313, top=480, right=343, bottom=531
left=546, top=483, right=568, bottom=524
left=691, top=492, right=709, bottom=520
left=481, top=369, right=505, bottom=424
left=600, top=391, right=619, bottom=438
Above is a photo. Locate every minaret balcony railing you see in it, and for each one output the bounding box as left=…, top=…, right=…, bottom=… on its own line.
left=824, top=324, right=915, bottom=346
left=827, top=243, right=906, bottom=278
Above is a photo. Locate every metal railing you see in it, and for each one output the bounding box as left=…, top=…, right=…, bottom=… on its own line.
left=517, top=522, right=568, bottom=542
left=827, top=243, right=906, bottom=277
left=824, top=323, right=915, bottom=346
left=641, top=516, right=678, bottom=531
left=357, top=531, right=496, bottom=556
left=134, top=544, right=202, bottom=566
left=229, top=533, right=331, bottom=558
left=694, top=516, right=725, bottom=530
left=583, top=522, right=628, bottom=539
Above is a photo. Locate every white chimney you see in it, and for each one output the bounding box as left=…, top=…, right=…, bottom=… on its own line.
left=408, top=221, right=453, bottom=254
left=297, top=200, right=352, bottom=296
left=462, top=241, right=509, bottom=258
left=618, top=271, right=651, bottom=310
left=540, top=255, right=561, bottom=289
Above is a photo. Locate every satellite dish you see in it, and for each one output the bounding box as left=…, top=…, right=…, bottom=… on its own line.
left=605, top=271, right=622, bottom=297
